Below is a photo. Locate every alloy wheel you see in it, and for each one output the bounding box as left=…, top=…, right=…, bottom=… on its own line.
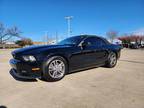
left=110, top=53, right=117, bottom=66
left=48, top=60, right=65, bottom=79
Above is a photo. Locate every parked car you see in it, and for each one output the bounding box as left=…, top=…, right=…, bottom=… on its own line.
left=122, top=43, right=129, bottom=48
left=140, top=44, right=144, bottom=48
left=129, top=43, right=140, bottom=49
left=10, top=35, right=121, bottom=81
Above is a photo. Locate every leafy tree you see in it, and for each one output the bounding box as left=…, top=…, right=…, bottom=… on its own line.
left=0, top=22, right=21, bottom=44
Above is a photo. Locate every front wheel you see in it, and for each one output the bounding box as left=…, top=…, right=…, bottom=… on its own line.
left=42, top=56, right=67, bottom=81
left=105, top=52, right=117, bottom=68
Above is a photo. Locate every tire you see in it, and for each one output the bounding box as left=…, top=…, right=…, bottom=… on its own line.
left=105, top=52, right=117, bottom=68
left=42, top=56, right=68, bottom=81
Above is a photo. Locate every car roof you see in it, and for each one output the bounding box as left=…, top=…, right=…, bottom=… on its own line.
left=73, top=35, right=110, bottom=44
left=72, top=35, right=104, bottom=40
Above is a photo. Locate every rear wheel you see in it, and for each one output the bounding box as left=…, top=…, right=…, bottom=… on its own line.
left=42, top=56, right=67, bottom=81
left=105, top=52, right=117, bottom=68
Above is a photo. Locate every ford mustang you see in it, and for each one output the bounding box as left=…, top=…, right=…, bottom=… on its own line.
left=10, top=35, right=121, bottom=81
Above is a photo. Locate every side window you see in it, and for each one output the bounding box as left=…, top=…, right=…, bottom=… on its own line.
left=84, top=37, right=106, bottom=46
left=99, top=39, right=106, bottom=46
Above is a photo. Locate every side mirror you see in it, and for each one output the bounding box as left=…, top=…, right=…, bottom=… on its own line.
left=82, top=42, right=87, bottom=47
left=79, top=41, right=87, bottom=50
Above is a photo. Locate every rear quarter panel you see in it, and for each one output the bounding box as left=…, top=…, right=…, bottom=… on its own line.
left=105, top=44, right=121, bottom=59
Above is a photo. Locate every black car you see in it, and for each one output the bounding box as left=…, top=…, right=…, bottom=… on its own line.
left=10, top=35, right=121, bottom=81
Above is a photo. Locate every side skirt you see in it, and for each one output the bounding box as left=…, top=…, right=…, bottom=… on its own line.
left=68, top=63, right=105, bottom=74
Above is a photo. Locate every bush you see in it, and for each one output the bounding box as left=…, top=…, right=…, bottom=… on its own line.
left=15, top=38, right=33, bottom=47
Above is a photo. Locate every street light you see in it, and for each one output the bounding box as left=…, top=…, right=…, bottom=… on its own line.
left=65, top=16, right=73, bottom=37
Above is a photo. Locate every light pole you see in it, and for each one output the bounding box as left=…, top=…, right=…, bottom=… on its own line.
left=55, top=31, right=58, bottom=43
left=65, top=16, right=73, bottom=37
left=44, top=31, right=48, bottom=45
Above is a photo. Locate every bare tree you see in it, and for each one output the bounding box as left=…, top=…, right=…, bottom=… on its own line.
left=106, top=30, right=118, bottom=43
left=0, top=22, right=21, bottom=44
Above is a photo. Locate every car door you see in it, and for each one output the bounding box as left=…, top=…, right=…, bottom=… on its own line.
left=69, top=37, right=108, bottom=72
left=93, top=39, right=108, bottom=64
left=70, top=37, right=103, bottom=70
left=81, top=37, right=108, bottom=66
left=68, top=39, right=96, bottom=71
left=79, top=37, right=98, bottom=67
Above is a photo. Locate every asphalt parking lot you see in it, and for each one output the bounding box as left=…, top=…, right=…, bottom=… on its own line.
left=0, top=49, right=144, bottom=108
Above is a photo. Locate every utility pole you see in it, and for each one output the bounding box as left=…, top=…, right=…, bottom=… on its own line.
left=55, top=31, right=58, bottom=43
left=65, top=16, right=73, bottom=37
left=44, top=31, right=48, bottom=45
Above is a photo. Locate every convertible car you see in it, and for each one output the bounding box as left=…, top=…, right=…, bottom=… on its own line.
left=10, top=35, right=121, bottom=81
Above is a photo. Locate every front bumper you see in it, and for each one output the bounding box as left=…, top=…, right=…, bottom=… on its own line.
left=9, top=59, right=41, bottom=79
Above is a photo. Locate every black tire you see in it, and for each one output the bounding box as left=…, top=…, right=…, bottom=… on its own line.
left=105, top=52, right=117, bottom=68
left=42, top=56, right=68, bottom=81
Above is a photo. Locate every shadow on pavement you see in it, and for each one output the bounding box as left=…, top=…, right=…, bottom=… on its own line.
left=9, top=66, right=100, bottom=82
left=119, top=59, right=144, bottom=64
left=0, top=106, right=7, bottom=108
left=9, top=69, right=38, bottom=82
left=67, top=66, right=100, bottom=75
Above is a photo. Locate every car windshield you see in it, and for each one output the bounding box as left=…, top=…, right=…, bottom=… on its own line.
left=57, top=36, right=84, bottom=46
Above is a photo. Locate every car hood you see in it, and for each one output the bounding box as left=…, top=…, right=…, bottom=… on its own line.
left=12, top=45, right=71, bottom=55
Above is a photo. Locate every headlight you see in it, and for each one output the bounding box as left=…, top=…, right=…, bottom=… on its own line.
left=22, top=55, right=36, bottom=62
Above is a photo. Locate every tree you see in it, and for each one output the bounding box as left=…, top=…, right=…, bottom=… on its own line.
left=0, top=22, right=21, bottom=44
left=15, top=38, right=33, bottom=47
left=106, top=30, right=118, bottom=43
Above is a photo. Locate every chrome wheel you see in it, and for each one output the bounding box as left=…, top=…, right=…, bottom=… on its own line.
left=48, top=60, right=65, bottom=79
left=110, top=53, right=117, bottom=66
